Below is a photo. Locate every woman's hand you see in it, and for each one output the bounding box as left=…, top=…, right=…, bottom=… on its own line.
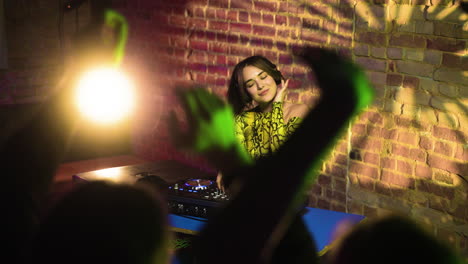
left=216, top=171, right=225, bottom=192
left=168, top=87, right=252, bottom=175
left=169, top=87, right=237, bottom=153
left=273, top=79, right=289, bottom=103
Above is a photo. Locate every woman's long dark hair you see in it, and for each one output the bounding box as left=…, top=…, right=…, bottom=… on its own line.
left=227, top=56, right=284, bottom=115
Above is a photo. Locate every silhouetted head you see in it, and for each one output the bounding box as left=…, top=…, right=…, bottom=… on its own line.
left=227, top=56, right=284, bottom=115
left=329, top=215, right=463, bottom=264
left=34, top=181, right=169, bottom=264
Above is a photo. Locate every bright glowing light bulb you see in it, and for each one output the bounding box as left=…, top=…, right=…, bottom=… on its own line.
left=76, top=67, right=135, bottom=124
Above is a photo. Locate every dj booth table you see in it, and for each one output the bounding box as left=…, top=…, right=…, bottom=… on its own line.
left=169, top=207, right=364, bottom=253
left=73, top=160, right=365, bottom=255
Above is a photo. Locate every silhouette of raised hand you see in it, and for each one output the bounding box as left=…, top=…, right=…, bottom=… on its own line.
left=169, top=87, right=252, bottom=172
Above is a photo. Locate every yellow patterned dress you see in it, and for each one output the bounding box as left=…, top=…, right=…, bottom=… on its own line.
left=235, top=102, right=302, bottom=159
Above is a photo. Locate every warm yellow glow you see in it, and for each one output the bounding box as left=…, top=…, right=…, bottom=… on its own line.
left=76, top=67, right=135, bottom=124
left=94, top=167, right=122, bottom=180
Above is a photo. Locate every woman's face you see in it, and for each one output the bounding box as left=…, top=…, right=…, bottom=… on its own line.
left=242, top=65, right=277, bottom=105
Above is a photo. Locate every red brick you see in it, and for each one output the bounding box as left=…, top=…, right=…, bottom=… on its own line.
left=229, top=46, right=252, bottom=57
left=275, top=15, right=287, bottom=25
left=227, top=34, right=239, bottom=44
left=333, top=6, right=354, bottom=20
left=441, top=53, right=461, bottom=68
left=279, top=54, right=293, bottom=65
left=262, top=13, right=274, bottom=24
left=323, top=20, right=337, bottom=31
left=381, top=170, right=415, bottom=188
left=262, top=39, right=273, bottom=49
left=397, top=160, right=413, bottom=175
left=392, top=143, right=410, bottom=157
left=352, top=123, right=366, bottom=134
left=418, top=180, right=454, bottom=200
left=428, top=154, right=468, bottom=176
left=387, top=47, right=403, bottom=59
left=355, top=57, right=387, bottom=72
left=332, top=191, right=347, bottom=205
left=189, top=40, right=208, bottom=51
left=254, top=1, right=278, bottom=12
left=209, top=0, right=225, bottom=8
left=253, top=25, right=276, bottom=36
left=331, top=202, right=346, bottom=213
left=286, top=79, right=303, bottom=89
left=395, top=116, right=418, bottom=128
left=188, top=63, right=207, bottom=73
left=397, top=131, right=418, bottom=146
left=349, top=161, right=379, bottom=179
left=361, top=111, right=383, bottom=125
left=389, top=34, right=426, bottom=48
left=231, top=0, right=252, bottom=9
left=209, top=21, right=229, bottom=31
left=206, top=32, right=216, bottom=40
left=433, top=126, right=466, bottom=143
left=382, top=129, right=398, bottom=140
left=227, top=10, right=238, bottom=21
left=434, top=173, right=453, bottom=184
left=239, top=11, right=248, bottom=22
left=205, top=75, right=217, bottom=85
left=301, top=30, right=328, bottom=43
left=278, top=1, right=303, bottom=14
left=358, top=176, right=376, bottom=191
left=230, top=23, right=252, bottom=34
left=427, top=38, right=466, bottom=53
left=318, top=174, right=332, bottom=186
left=302, top=18, right=320, bottom=30
left=334, top=178, right=346, bottom=191
left=250, top=12, right=261, bottom=24
left=428, top=197, right=450, bottom=212
left=169, top=15, right=186, bottom=26
left=354, top=44, right=369, bottom=56
left=381, top=157, right=396, bottom=170
left=419, top=136, right=433, bottom=150
left=386, top=74, right=403, bottom=86
left=210, top=43, right=228, bottom=53
left=329, top=37, right=353, bottom=47
left=305, top=5, right=330, bottom=16
left=415, top=164, right=432, bottom=179
left=208, top=65, right=228, bottom=76
left=434, top=141, right=454, bottom=156
left=317, top=199, right=331, bottom=210
left=276, top=41, right=287, bottom=51
left=454, top=145, right=468, bottom=161
left=250, top=38, right=263, bottom=47
left=310, top=184, right=322, bottom=195
left=193, top=7, right=205, bottom=18
left=375, top=182, right=393, bottom=196
left=188, top=50, right=208, bottom=62
left=288, top=17, right=301, bottom=27
left=402, top=76, right=420, bottom=89
left=363, top=152, right=380, bottom=166
left=366, top=125, right=382, bottom=137
left=409, top=148, right=426, bottom=162
left=215, top=9, right=226, bottom=19
left=338, top=21, right=353, bottom=34
left=351, top=136, right=382, bottom=151
left=206, top=8, right=216, bottom=19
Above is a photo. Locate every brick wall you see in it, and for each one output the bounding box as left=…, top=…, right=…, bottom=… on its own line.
left=0, top=0, right=91, bottom=104
left=1, top=0, right=466, bottom=259
left=114, top=0, right=467, bottom=258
